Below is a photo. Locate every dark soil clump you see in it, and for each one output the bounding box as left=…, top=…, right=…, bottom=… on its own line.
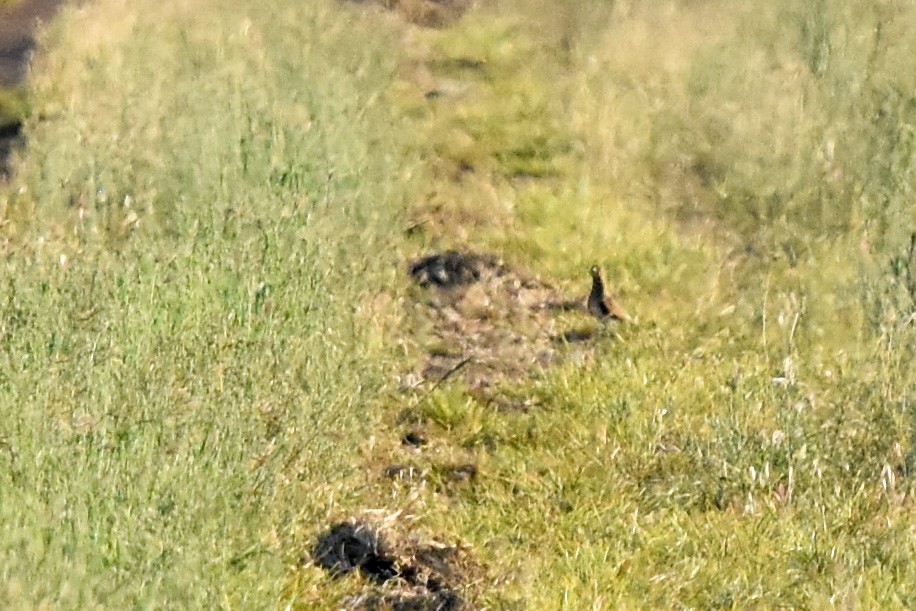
left=312, top=521, right=472, bottom=610
left=312, top=522, right=398, bottom=582
left=401, top=430, right=428, bottom=447
left=409, top=250, right=500, bottom=288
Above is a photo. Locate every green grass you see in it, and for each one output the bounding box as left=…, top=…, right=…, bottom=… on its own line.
left=1, top=0, right=415, bottom=607
left=388, top=0, right=915, bottom=607
left=1, top=0, right=914, bottom=608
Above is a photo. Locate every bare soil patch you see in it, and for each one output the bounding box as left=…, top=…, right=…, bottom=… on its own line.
left=311, top=521, right=479, bottom=610
left=406, top=249, right=602, bottom=390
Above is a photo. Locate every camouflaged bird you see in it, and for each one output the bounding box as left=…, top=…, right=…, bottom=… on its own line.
left=588, top=266, right=630, bottom=322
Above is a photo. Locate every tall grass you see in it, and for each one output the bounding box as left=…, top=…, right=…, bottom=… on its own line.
left=385, top=0, right=915, bottom=606
left=0, top=0, right=413, bottom=606
left=0, top=0, right=913, bottom=607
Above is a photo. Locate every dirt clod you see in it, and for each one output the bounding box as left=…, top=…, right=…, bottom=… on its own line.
left=409, top=250, right=498, bottom=288
left=314, top=521, right=473, bottom=610
left=402, top=430, right=429, bottom=447
left=312, top=522, right=398, bottom=582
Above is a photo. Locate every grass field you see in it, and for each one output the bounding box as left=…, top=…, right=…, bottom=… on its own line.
left=0, top=0, right=913, bottom=607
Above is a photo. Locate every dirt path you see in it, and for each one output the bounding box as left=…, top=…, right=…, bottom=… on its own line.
left=0, top=0, right=64, bottom=86
left=0, top=0, right=66, bottom=177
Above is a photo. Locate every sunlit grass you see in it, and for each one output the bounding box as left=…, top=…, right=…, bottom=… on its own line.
left=387, top=0, right=915, bottom=607
left=1, top=0, right=416, bottom=607
left=1, top=0, right=913, bottom=607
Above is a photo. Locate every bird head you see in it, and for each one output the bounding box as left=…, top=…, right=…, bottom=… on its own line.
left=590, top=266, right=601, bottom=279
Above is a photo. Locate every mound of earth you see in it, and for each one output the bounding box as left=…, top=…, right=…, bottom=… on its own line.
left=311, top=521, right=475, bottom=610
left=313, top=522, right=399, bottom=582
left=406, top=249, right=601, bottom=390
left=409, top=250, right=498, bottom=288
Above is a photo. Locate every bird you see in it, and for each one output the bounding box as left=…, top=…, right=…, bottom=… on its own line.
left=587, top=266, right=630, bottom=322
